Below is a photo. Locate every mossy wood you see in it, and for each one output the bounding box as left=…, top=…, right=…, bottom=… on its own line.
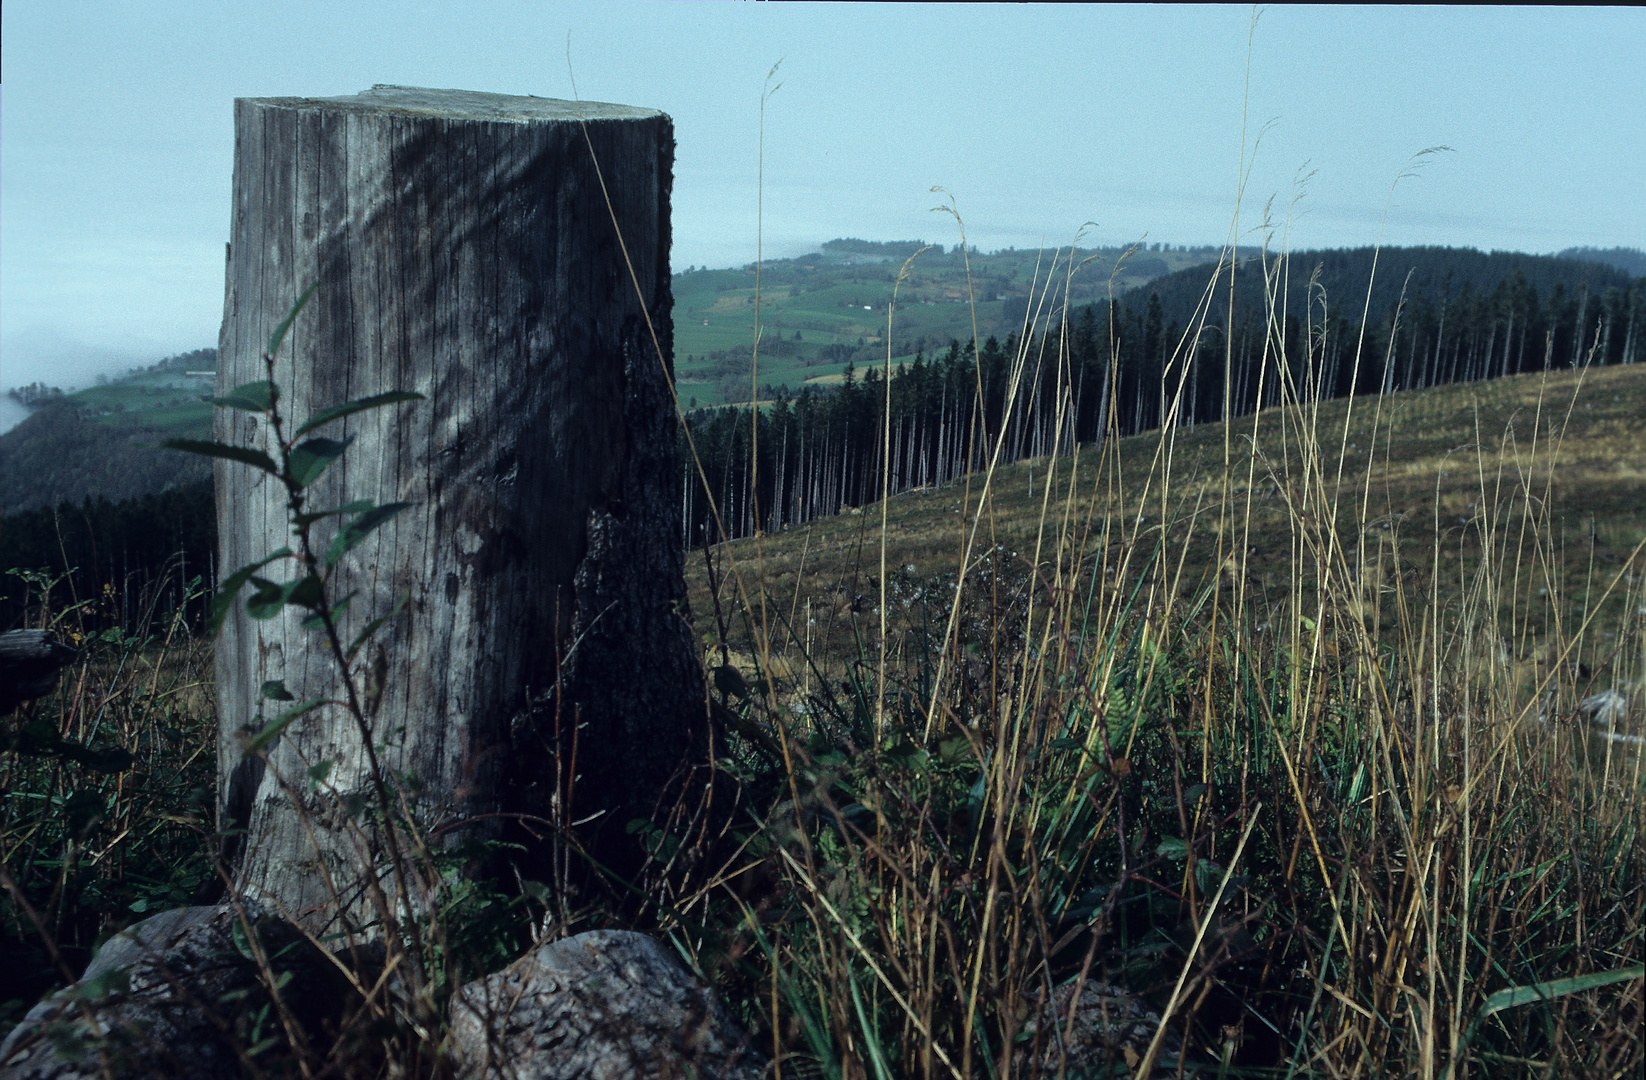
left=216, top=86, right=702, bottom=918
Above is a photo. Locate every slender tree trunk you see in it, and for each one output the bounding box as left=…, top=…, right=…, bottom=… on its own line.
left=1574, top=286, right=1590, bottom=364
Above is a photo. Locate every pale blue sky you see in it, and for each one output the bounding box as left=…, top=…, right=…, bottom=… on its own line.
left=2, top=2, right=1643, bottom=399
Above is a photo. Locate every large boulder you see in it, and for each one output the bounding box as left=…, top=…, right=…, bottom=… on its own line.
left=449, top=930, right=764, bottom=1080
left=4, top=917, right=764, bottom=1080
left=0, top=904, right=348, bottom=1080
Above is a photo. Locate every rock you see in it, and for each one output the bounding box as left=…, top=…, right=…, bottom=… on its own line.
left=449, top=930, right=764, bottom=1080
left=1015, top=978, right=1184, bottom=1078
left=0, top=904, right=347, bottom=1080
left=1578, top=689, right=1633, bottom=727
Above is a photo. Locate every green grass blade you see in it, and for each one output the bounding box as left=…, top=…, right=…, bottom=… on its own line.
left=1464, top=964, right=1646, bottom=1052
left=849, top=972, right=893, bottom=1080
left=1476, top=965, right=1644, bottom=1021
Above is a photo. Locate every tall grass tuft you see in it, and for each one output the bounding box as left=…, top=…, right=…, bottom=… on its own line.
left=666, top=222, right=1646, bottom=1077
left=1, top=569, right=217, bottom=1030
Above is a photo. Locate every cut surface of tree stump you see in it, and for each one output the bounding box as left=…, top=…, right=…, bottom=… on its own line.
left=216, top=85, right=702, bottom=926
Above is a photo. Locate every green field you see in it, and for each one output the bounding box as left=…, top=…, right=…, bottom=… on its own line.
left=60, top=365, right=216, bottom=432
left=672, top=239, right=1228, bottom=407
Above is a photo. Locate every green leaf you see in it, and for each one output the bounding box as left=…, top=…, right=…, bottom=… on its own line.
left=293, top=499, right=373, bottom=527
left=326, top=502, right=414, bottom=568
left=346, top=589, right=411, bottom=661
left=261, top=680, right=295, bottom=701
left=209, top=548, right=292, bottom=637
left=287, top=574, right=324, bottom=610
left=208, top=380, right=279, bottom=413
left=295, top=391, right=426, bottom=437
left=245, top=577, right=289, bottom=620
left=244, top=699, right=327, bottom=755
left=63, top=791, right=107, bottom=837
left=307, top=759, right=335, bottom=791
left=231, top=917, right=256, bottom=960
left=1156, top=837, right=1190, bottom=860
left=246, top=574, right=324, bottom=619
left=302, top=590, right=357, bottom=630
left=1475, top=965, right=1644, bottom=1025
left=71, top=966, right=131, bottom=1001
left=161, top=439, right=279, bottom=476
left=267, top=283, right=318, bottom=358
left=714, top=664, right=749, bottom=700
left=286, top=436, right=353, bottom=489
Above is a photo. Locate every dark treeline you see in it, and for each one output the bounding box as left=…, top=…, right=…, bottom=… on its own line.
left=682, top=246, right=1644, bottom=543
left=0, top=480, right=215, bottom=634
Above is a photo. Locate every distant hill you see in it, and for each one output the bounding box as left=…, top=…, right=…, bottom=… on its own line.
left=0, top=401, right=211, bottom=517
left=0, top=349, right=216, bottom=516
left=1557, top=245, right=1646, bottom=278
left=1057, top=245, right=1645, bottom=457
left=1138, top=246, right=1636, bottom=342
left=671, top=239, right=1256, bottom=407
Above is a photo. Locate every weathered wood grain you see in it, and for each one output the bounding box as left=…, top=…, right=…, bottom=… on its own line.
left=217, top=86, right=702, bottom=924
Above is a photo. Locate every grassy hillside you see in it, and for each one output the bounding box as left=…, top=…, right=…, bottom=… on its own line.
left=672, top=238, right=1232, bottom=407
left=0, top=243, right=1203, bottom=510
left=689, top=361, right=1646, bottom=691
left=675, top=243, right=1643, bottom=411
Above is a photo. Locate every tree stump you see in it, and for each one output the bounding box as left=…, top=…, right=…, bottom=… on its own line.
left=216, top=86, right=702, bottom=924
left=0, top=629, right=76, bottom=716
